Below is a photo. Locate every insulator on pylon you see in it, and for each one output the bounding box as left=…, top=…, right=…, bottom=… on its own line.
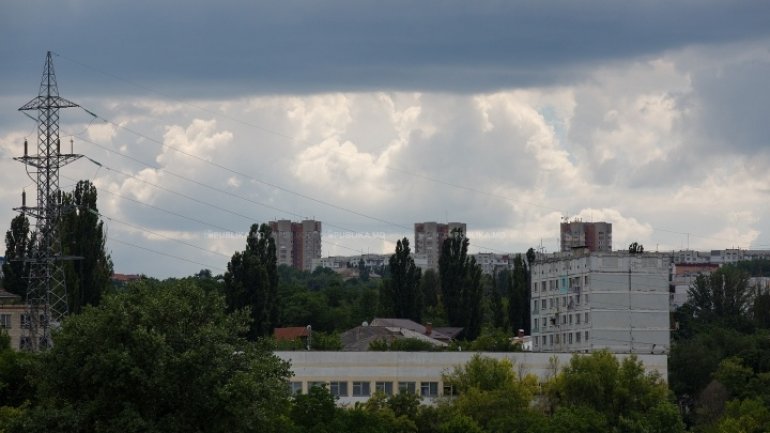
left=57, top=189, right=62, bottom=205
left=22, top=190, right=26, bottom=207
left=24, top=139, right=28, bottom=156
left=57, top=139, right=60, bottom=154
left=70, top=138, right=74, bottom=154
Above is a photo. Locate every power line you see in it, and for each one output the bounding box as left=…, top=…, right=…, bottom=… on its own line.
left=109, top=237, right=226, bottom=272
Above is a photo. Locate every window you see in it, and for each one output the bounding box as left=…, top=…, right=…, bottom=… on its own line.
left=0, top=314, right=11, bottom=329
left=289, top=381, right=303, bottom=395
left=533, top=318, right=539, bottom=331
left=421, top=382, right=438, bottom=397
left=352, top=381, right=371, bottom=397
left=576, top=314, right=581, bottom=324
left=569, top=314, right=573, bottom=325
left=330, top=381, right=348, bottom=397
left=585, top=331, right=589, bottom=341
left=585, top=312, right=590, bottom=323
left=375, top=381, right=393, bottom=396
left=576, top=332, right=581, bottom=343
left=19, top=336, right=31, bottom=351
left=541, top=299, right=546, bottom=310
left=398, top=382, right=416, bottom=394
left=20, top=313, right=31, bottom=329
left=568, top=333, right=573, bottom=344
left=443, top=384, right=455, bottom=396
left=562, top=315, right=566, bottom=325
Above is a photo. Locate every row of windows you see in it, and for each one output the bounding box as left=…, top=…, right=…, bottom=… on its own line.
left=533, top=276, right=590, bottom=294
left=0, top=313, right=46, bottom=329
left=289, top=380, right=445, bottom=398
left=533, top=312, right=590, bottom=331
left=535, top=294, right=589, bottom=311
left=533, top=331, right=589, bottom=348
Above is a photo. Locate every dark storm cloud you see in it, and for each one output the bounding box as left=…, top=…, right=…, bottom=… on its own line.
left=2, top=0, right=769, bottom=97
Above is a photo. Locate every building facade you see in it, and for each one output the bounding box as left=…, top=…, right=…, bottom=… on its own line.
left=276, top=351, right=668, bottom=405
left=560, top=220, right=612, bottom=253
left=269, top=219, right=322, bottom=272
left=531, top=250, right=670, bottom=354
left=414, top=222, right=466, bottom=272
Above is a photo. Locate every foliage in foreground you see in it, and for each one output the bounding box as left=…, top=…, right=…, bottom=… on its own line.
left=12, top=279, right=293, bottom=433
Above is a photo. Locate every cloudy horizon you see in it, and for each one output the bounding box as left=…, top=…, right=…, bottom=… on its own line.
left=2, top=1, right=770, bottom=277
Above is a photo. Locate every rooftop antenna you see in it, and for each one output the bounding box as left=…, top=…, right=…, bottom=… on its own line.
left=14, top=51, right=83, bottom=351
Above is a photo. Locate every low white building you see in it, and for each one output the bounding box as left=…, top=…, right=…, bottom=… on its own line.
left=530, top=250, right=670, bottom=354
left=276, top=351, right=668, bottom=405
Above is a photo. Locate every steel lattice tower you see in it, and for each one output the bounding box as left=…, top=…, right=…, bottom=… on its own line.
left=14, top=51, right=82, bottom=350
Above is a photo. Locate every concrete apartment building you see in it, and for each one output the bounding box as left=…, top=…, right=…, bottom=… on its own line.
left=560, top=220, right=612, bottom=253
left=531, top=249, right=670, bottom=354
left=414, top=222, right=466, bottom=272
left=268, top=219, right=322, bottom=272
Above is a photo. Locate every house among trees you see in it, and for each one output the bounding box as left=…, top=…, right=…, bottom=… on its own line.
left=340, top=318, right=462, bottom=351
left=274, top=326, right=311, bottom=349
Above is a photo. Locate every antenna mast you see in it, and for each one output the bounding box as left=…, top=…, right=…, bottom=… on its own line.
left=14, top=51, right=83, bottom=350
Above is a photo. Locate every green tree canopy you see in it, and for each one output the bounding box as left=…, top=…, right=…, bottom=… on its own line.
left=381, top=238, right=422, bottom=322
left=224, top=223, right=279, bottom=339
left=548, top=351, right=684, bottom=433
left=687, top=265, right=752, bottom=324
left=60, top=180, right=113, bottom=314
left=2, top=213, right=31, bottom=297
left=439, top=229, right=482, bottom=339
left=17, top=279, right=292, bottom=433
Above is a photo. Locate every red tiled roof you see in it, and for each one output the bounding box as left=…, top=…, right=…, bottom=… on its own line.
left=274, top=327, right=310, bottom=341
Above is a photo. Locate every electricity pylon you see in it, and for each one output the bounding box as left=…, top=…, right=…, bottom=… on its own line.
left=14, top=51, right=83, bottom=350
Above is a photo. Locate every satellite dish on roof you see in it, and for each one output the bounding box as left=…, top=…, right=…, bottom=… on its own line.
left=362, top=321, right=369, bottom=327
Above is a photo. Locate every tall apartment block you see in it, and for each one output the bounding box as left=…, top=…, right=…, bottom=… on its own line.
left=560, top=220, right=612, bottom=252
left=414, top=222, right=466, bottom=272
left=268, top=219, right=322, bottom=272
left=530, top=250, right=670, bottom=354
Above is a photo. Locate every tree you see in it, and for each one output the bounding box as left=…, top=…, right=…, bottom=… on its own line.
left=629, top=242, right=645, bottom=254
left=687, top=265, right=752, bottom=324
left=224, top=223, right=279, bottom=339
left=2, top=214, right=31, bottom=297
left=548, top=351, right=684, bottom=433
left=357, top=258, right=370, bottom=282
left=490, top=275, right=506, bottom=330
left=382, top=238, right=422, bottom=322
left=508, top=254, right=529, bottom=334
left=60, top=180, right=113, bottom=314
left=439, top=229, right=482, bottom=339
left=16, top=279, right=293, bottom=433
left=442, top=354, right=535, bottom=431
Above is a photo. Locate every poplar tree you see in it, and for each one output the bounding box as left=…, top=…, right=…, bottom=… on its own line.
left=60, top=180, right=113, bottom=314
left=382, top=237, right=422, bottom=322
left=224, top=223, right=279, bottom=339
left=2, top=214, right=31, bottom=298
left=439, top=229, right=483, bottom=339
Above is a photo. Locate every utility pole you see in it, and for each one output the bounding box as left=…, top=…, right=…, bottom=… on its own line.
left=14, top=51, right=83, bottom=350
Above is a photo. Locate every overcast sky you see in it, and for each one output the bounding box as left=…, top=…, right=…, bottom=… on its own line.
left=2, top=1, right=770, bottom=278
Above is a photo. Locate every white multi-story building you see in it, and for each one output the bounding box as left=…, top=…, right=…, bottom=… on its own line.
left=530, top=250, right=670, bottom=354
